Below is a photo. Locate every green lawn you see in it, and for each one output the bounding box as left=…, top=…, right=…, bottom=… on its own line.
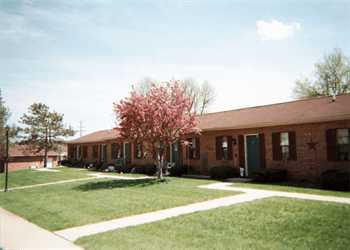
left=77, top=197, right=350, bottom=250
left=0, top=167, right=144, bottom=189
left=0, top=177, right=235, bottom=231
left=232, top=182, right=350, bottom=198
left=0, top=167, right=92, bottom=188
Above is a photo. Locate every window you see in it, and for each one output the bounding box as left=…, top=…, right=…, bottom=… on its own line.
left=222, top=136, right=229, bottom=160
left=76, top=145, right=81, bottom=159
left=92, top=145, right=98, bottom=159
left=111, top=143, right=123, bottom=159
left=280, top=132, right=290, bottom=160
left=187, top=137, right=200, bottom=160
left=216, top=136, right=232, bottom=160
left=336, top=129, right=349, bottom=161
left=272, top=131, right=297, bottom=161
left=135, top=143, right=143, bottom=159
left=68, top=145, right=75, bottom=159
left=100, top=144, right=107, bottom=162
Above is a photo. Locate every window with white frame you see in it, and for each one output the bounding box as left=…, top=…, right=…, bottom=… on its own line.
left=280, top=132, right=290, bottom=160
left=135, top=143, right=143, bottom=159
left=222, top=136, right=229, bottom=160
left=336, top=129, right=350, bottom=161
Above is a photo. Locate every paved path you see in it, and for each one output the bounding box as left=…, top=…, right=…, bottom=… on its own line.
left=0, top=207, right=83, bottom=250
left=4, top=175, right=350, bottom=247
left=55, top=192, right=272, bottom=241
left=56, top=182, right=350, bottom=241
left=7, top=177, right=99, bottom=191
left=6, top=173, right=153, bottom=192
left=200, top=183, right=350, bottom=205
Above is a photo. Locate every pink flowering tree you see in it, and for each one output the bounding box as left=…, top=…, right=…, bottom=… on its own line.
left=114, top=80, right=197, bottom=179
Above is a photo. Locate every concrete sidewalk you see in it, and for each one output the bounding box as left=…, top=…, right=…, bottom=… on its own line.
left=0, top=207, right=83, bottom=250
left=5, top=173, right=153, bottom=192
left=56, top=182, right=350, bottom=242
left=55, top=192, right=272, bottom=241
left=200, top=183, right=350, bottom=205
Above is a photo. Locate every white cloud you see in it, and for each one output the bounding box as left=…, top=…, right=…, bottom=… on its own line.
left=256, top=20, right=301, bottom=41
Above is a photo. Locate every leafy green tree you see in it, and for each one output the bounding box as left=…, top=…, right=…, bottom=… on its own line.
left=0, top=89, right=10, bottom=156
left=0, top=89, right=18, bottom=158
left=19, top=103, right=75, bottom=167
left=294, top=48, right=350, bottom=98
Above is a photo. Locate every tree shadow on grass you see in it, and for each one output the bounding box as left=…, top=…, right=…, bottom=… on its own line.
left=74, top=178, right=169, bottom=192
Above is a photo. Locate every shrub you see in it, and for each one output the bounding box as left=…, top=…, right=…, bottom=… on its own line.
left=131, top=165, right=145, bottom=174
left=59, top=159, right=72, bottom=167
left=169, top=164, right=187, bottom=177
left=144, top=164, right=157, bottom=176
left=120, top=165, right=132, bottom=173
left=209, top=166, right=239, bottom=180
left=186, top=165, right=201, bottom=175
left=252, top=168, right=287, bottom=182
left=130, top=164, right=157, bottom=175
left=67, top=160, right=85, bottom=168
left=321, top=169, right=350, bottom=191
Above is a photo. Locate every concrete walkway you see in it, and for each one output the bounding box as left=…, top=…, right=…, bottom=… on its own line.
left=7, top=177, right=99, bottom=191
left=55, top=192, right=272, bottom=241
left=3, top=176, right=350, bottom=248
left=56, top=182, right=350, bottom=242
left=200, top=183, right=350, bottom=205
left=6, top=173, right=153, bottom=192
left=0, top=207, right=83, bottom=250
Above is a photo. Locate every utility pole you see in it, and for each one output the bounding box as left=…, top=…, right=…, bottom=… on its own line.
left=79, top=121, right=84, bottom=137
left=4, top=127, right=9, bottom=192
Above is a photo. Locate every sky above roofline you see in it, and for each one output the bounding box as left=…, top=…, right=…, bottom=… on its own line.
left=1, top=0, right=349, bottom=138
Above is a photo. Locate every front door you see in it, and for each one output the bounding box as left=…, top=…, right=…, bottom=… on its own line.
left=246, top=135, right=261, bottom=176
left=171, top=141, right=182, bottom=168
left=124, top=143, right=131, bottom=166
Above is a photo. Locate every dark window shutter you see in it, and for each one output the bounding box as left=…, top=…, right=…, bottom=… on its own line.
left=134, top=143, right=138, bottom=159
left=326, top=129, right=337, bottom=161
left=289, top=131, right=297, bottom=160
left=120, top=143, right=124, bottom=158
left=227, top=136, right=233, bottom=160
left=272, top=132, right=282, bottom=161
left=166, top=144, right=170, bottom=162
left=186, top=138, right=191, bottom=160
left=111, top=144, right=115, bottom=159
left=195, top=137, right=200, bottom=160
left=216, top=136, right=223, bottom=160
left=140, top=144, right=143, bottom=158
left=238, top=135, right=245, bottom=167
left=259, top=133, right=266, bottom=168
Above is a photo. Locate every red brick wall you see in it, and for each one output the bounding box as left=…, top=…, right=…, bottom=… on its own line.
left=8, top=156, right=58, bottom=171
left=68, top=120, right=350, bottom=182
left=184, top=120, right=350, bottom=181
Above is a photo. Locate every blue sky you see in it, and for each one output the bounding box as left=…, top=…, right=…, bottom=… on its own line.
left=1, top=0, right=349, bottom=136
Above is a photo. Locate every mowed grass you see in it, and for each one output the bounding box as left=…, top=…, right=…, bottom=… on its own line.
left=77, top=197, right=350, bottom=250
left=0, top=177, right=236, bottom=231
left=232, top=182, right=350, bottom=198
left=0, top=167, right=144, bottom=189
left=0, top=167, right=92, bottom=188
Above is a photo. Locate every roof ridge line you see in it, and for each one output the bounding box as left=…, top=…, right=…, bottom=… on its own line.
left=198, top=94, right=348, bottom=117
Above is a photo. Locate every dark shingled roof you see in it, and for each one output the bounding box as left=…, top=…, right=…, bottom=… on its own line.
left=197, top=94, right=350, bottom=131
left=67, top=129, right=120, bottom=144
left=68, top=95, right=350, bottom=143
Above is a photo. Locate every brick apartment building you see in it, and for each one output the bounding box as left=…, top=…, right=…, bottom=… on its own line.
left=0, top=145, right=67, bottom=172
left=67, top=95, right=350, bottom=181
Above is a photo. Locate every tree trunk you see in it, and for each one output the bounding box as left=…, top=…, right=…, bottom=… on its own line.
left=157, top=153, right=164, bottom=179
